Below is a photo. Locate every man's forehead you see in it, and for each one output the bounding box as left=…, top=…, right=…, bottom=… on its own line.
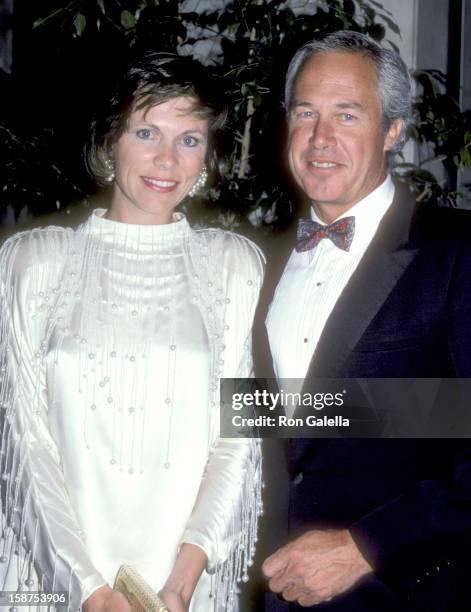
left=291, top=99, right=365, bottom=110
left=291, top=51, right=380, bottom=106
left=295, top=51, right=378, bottom=86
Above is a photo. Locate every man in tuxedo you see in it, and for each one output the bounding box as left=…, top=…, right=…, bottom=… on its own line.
left=256, top=30, right=471, bottom=610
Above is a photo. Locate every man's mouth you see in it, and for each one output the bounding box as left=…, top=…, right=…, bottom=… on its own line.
left=309, top=161, right=338, bottom=168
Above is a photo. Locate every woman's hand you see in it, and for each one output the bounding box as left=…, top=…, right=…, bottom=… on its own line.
left=82, top=585, right=132, bottom=612
left=158, top=587, right=188, bottom=612
left=159, top=542, right=207, bottom=611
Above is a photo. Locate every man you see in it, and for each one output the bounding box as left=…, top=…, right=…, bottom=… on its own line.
left=255, top=31, right=471, bottom=610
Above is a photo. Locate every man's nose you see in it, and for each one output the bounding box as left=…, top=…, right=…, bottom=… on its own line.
left=309, top=117, right=335, bottom=149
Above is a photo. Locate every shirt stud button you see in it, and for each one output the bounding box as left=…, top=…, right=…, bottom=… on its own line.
left=293, top=472, right=303, bottom=485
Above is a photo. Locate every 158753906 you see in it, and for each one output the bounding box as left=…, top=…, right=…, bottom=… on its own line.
left=0, top=591, right=68, bottom=606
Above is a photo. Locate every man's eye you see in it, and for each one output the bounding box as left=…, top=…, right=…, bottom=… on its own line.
left=295, top=110, right=313, bottom=119
left=341, top=113, right=356, bottom=121
left=136, top=128, right=153, bottom=139
left=182, top=135, right=199, bottom=147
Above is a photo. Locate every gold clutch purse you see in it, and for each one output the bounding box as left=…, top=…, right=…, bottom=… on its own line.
left=113, top=564, right=170, bottom=612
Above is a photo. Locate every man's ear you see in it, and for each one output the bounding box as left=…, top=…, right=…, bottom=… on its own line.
left=383, top=118, right=404, bottom=152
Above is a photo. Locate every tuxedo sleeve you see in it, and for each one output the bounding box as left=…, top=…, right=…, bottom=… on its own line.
left=350, top=228, right=471, bottom=580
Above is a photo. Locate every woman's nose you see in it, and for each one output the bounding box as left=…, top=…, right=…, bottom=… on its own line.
left=153, top=142, right=177, bottom=168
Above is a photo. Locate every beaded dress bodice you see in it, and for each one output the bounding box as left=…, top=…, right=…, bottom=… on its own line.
left=0, top=210, right=263, bottom=611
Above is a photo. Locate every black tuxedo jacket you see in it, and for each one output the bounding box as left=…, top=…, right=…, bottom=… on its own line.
left=253, top=185, right=471, bottom=611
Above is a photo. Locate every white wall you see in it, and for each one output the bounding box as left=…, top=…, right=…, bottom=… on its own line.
left=378, top=0, right=419, bottom=164
left=379, top=0, right=418, bottom=70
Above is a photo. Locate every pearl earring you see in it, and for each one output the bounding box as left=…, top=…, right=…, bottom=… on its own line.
left=188, top=167, right=208, bottom=197
left=105, top=158, right=115, bottom=183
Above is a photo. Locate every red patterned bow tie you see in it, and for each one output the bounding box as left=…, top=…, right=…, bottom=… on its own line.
left=296, top=216, right=355, bottom=252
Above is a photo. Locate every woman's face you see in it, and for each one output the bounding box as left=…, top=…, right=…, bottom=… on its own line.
left=109, top=96, right=208, bottom=224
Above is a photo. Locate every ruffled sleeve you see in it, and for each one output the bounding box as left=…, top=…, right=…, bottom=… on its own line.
left=181, top=231, right=265, bottom=610
left=0, top=231, right=106, bottom=610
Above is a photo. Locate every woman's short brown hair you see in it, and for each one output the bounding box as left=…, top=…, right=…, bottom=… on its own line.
left=86, top=51, right=228, bottom=187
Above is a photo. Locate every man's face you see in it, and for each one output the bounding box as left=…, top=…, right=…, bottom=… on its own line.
left=287, top=51, right=402, bottom=221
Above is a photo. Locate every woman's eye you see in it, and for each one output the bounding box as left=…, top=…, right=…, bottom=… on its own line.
left=136, top=128, right=153, bottom=139
left=182, top=135, right=199, bottom=147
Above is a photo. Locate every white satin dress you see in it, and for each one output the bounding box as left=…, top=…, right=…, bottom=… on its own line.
left=0, top=210, right=263, bottom=611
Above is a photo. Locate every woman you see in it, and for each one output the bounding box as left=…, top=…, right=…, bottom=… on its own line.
left=0, top=52, right=263, bottom=611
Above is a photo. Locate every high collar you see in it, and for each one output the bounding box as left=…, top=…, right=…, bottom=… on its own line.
left=86, top=209, right=191, bottom=249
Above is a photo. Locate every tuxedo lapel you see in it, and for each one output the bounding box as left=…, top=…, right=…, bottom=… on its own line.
left=303, top=186, right=419, bottom=382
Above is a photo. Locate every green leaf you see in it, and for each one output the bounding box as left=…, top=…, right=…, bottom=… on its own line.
left=413, top=169, right=438, bottom=184
left=97, top=0, right=105, bottom=14
left=368, top=23, right=386, bottom=41
left=461, top=146, right=471, bottom=164
left=33, top=7, right=65, bottom=29
left=423, top=73, right=442, bottom=96
left=386, top=39, right=400, bottom=54
left=343, top=0, right=355, bottom=17
left=73, top=13, right=86, bottom=36
left=121, top=10, right=136, bottom=30
left=363, top=5, right=376, bottom=22
left=379, top=14, right=400, bottom=35
left=367, top=0, right=393, bottom=14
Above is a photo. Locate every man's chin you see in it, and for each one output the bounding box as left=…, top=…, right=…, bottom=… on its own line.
left=305, top=193, right=346, bottom=208
left=302, top=183, right=345, bottom=204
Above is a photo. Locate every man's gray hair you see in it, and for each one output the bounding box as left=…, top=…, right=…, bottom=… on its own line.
left=284, top=30, right=412, bottom=154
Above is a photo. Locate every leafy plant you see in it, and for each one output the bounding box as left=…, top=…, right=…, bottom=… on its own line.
left=0, top=119, right=83, bottom=219
left=2, top=0, right=470, bottom=227
left=394, top=69, right=471, bottom=206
